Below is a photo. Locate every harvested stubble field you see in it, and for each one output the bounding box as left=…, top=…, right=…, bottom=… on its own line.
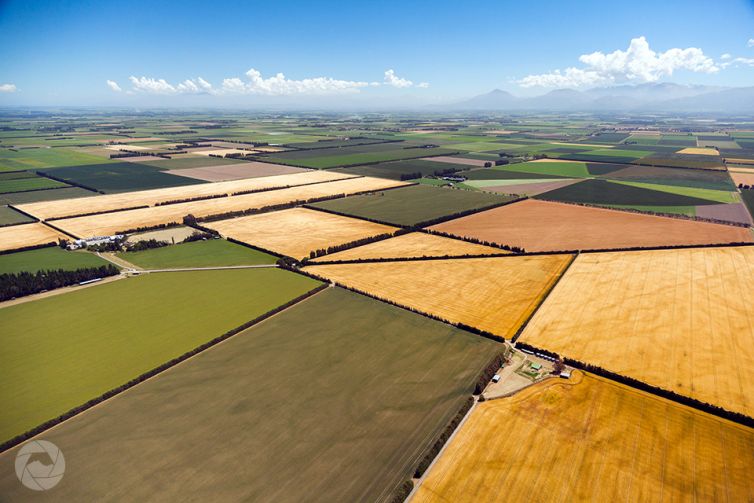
left=0, top=222, right=66, bottom=252
left=207, top=208, right=398, bottom=260
left=311, top=232, right=505, bottom=262
left=52, top=176, right=409, bottom=237
left=519, top=247, right=754, bottom=417
left=0, top=268, right=321, bottom=443
left=430, top=199, right=753, bottom=252
left=17, top=169, right=353, bottom=220
left=0, top=288, right=501, bottom=502
left=305, top=255, right=572, bottom=338
left=413, top=372, right=754, bottom=503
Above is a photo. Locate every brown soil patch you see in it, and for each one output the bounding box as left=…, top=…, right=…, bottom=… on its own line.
left=430, top=199, right=753, bottom=252
left=170, top=162, right=309, bottom=182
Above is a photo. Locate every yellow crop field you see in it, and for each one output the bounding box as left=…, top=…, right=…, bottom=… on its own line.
left=519, top=246, right=754, bottom=417
left=206, top=208, right=397, bottom=260
left=310, top=232, right=505, bottom=262
left=413, top=372, right=754, bottom=503
left=16, top=169, right=355, bottom=220
left=304, top=255, right=572, bottom=339
left=0, top=223, right=66, bottom=252
left=677, top=147, right=719, bottom=155
left=52, top=177, right=410, bottom=238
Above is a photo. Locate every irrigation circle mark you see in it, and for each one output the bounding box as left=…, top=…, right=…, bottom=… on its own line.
left=15, top=440, right=65, bottom=491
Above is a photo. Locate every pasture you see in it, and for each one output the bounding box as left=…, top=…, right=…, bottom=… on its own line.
left=115, top=238, right=277, bottom=269
left=0, top=147, right=111, bottom=171
left=206, top=208, right=397, bottom=260
left=414, top=373, right=754, bottom=502
left=309, top=184, right=514, bottom=226
left=430, top=199, right=753, bottom=252
left=0, top=171, right=68, bottom=193
left=311, top=232, right=505, bottom=262
left=0, top=186, right=97, bottom=205
left=39, top=163, right=205, bottom=193
left=0, top=205, right=34, bottom=226
left=305, top=254, right=572, bottom=338
left=0, top=246, right=109, bottom=274
left=52, top=176, right=409, bottom=237
left=519, top=247, right=754, bottom=416
left=0, top=268, right=321, bottom=443
left=0, top=287, right=501, bottom=502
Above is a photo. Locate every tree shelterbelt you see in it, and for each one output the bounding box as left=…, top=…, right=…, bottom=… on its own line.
left=0, top=265, right=119, bottom=301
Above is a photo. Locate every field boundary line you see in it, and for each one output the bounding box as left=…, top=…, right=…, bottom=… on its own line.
left=0, top=282, right=329, bottom=454
left=511, top=252, right=578, bottom=343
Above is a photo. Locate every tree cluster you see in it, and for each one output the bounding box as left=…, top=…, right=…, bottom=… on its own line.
left=413, top=397, right=474, bottom=478
left=0, top=265, right=118, bottom=301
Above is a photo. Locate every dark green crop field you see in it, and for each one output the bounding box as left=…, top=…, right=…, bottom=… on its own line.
left=0, top=287, right=500, bottom=502
left=116, top=239, right=277, bottom=269
left=39, top=163, right=205, bottom=193
left=0, top=246, right=109, bottom=274
left=0, top=268, right=321, bottom=443
left=310, top=184, right=514, bottom=226
left=334, top=158, right=470, bottom=180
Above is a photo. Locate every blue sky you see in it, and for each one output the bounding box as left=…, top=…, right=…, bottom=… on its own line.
left=0, top=0, right=753, bottom=105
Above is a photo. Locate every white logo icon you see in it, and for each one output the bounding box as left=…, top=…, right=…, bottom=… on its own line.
left=15, top=440, right=65, bottom=491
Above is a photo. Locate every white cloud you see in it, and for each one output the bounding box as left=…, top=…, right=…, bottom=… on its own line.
left=748, top=38, right=754, bottom=48
left=721, top=57, right=754, bottom=69
left=518, top=36, right=719, bottom=88
left=416, top=82, right=430, bottom=89
left=221, top=68, right=371, bottom=95
left=384, top=69, right=413, bottom=88
left=106, top=80, right=122, bottom=92
left=0, top=83, right=17, bottom=93
left=127, top=76, right=214, bottom=95
left=721, top=53, right=732, bottom=60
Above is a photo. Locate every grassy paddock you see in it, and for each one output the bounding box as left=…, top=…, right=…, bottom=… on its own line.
left=116, top=238, right=277, bottom=269
left=0, top=246, right=109, bottom=274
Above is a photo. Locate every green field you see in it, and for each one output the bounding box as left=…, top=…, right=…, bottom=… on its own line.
left=0, top=185, right=98, bottom=205
left=40, top=162, right=205, bottom=193
left=0, top=172, right=68, bottom=193
left=0, top=287, right=500, bottom=501
left=0, top=268, right=321, bottom=443
left=536, top=179, right=723, bottom=207
left=503, top=160, right=591, bottom=178
left=0, top=147, right=111, bottom=171
left=116, top=239, right=277, bottom=269
left=0, top=205, right=34, bottom=226
left=310, top=184, right=514, bottom=226
left=334, top=158, right=471, bottom=180
left=260, top=142, right=458, bottom=169
left=0, top=246, right=110, bottom=274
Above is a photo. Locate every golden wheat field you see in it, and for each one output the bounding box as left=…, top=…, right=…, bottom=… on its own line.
left=413, top=372, right=754, bottom=503
left=51, top=177, right=410, bottom=238
left=0, top=223, right=66, bottom=252
left=310, top=232, right=506, bottom=262
left=206, top=208, right=397, bottom=260
left=304, top=255, right=572, bottom=339
left=16, top=169, right=354, bottom=220
left=519, top=246, right=754, bottom=417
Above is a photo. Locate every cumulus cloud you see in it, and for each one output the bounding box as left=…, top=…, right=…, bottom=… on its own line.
left=518, top=36, right=719, bottom=88
left=221, top=69, right=371, bottom=95
left=384, top=69, right=413, bottom=88
left=748, top=38, right=754, bottom=48
left=106, top=80, right=122, bottom=92
left=720, top=57, right=754, bottom=69
left=0, top=83, right=16, bottom=93
left=127, top=76, right=214, bottom=95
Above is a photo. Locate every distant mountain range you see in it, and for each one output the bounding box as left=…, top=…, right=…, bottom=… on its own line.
left=451, top=83, right=754, bottom=113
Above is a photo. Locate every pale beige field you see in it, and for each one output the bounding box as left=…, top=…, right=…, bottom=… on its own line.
left=0, top=223, right=66, bottom=252
left=104, top=144, right=152, bottom=151
left=304, top=255, right=572, bottom=339
left=53, top=177, right=409, bottom=237
left=520, top=246, right=754, bottom=417
left=310, top=232, right=505, bottom=262
left=413, top=372, right=754, bottom=503
left=677, top=147, right=719, bottom=155
left=206, top=208, right=397, bottom=260
left=191, top=148, right=257, bottom=156
left=17, top=170, right=354, bottom=220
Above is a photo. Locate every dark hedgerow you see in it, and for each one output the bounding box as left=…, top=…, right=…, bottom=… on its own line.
left=0, top=264, right=119, bottom=301
left=413, top=396, right=474, bottom=478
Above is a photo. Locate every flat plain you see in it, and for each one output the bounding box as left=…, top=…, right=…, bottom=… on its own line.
left=51, top=176, right=410, bottom=237
left=311, top=232, right=506, bottom=262
left=0, top=287, right=501, bottom=502
left=0, top=268, right=321, bottom=443
left=519, top=246, right=754, bottom=416
left=0, top=246, right=110, bottom=274
left=431, top=199, right=753, bottom=252
left=413, top=372, right=754, bottom=502
left=0, top=222, right=66, bottom=252
left=305, top=255, right=572, bottom=338
left=206, top=208, right=398, bottom=259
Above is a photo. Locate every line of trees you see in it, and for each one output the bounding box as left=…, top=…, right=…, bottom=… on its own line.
left=35, top=170, right=103, bottom=194
left=307, top=251, right=513, bottom=266
left=474, top=352, right=507, bottom=394
left=0, top=242, right=57, bottom=256
left=421, top=228, right=523, bottom=253
left=47, top=205, right=149, bottom=222
left=0, top=264, right=119, bottom=301
left=414, top=397, right=474, bottom=478
left=514, top=342, right=754, bottom=428
left=0, top=282, right=328, bottom=454
left=305, top=231, right=405, bottom=260
left=155, top=193, right=228, bottom=207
